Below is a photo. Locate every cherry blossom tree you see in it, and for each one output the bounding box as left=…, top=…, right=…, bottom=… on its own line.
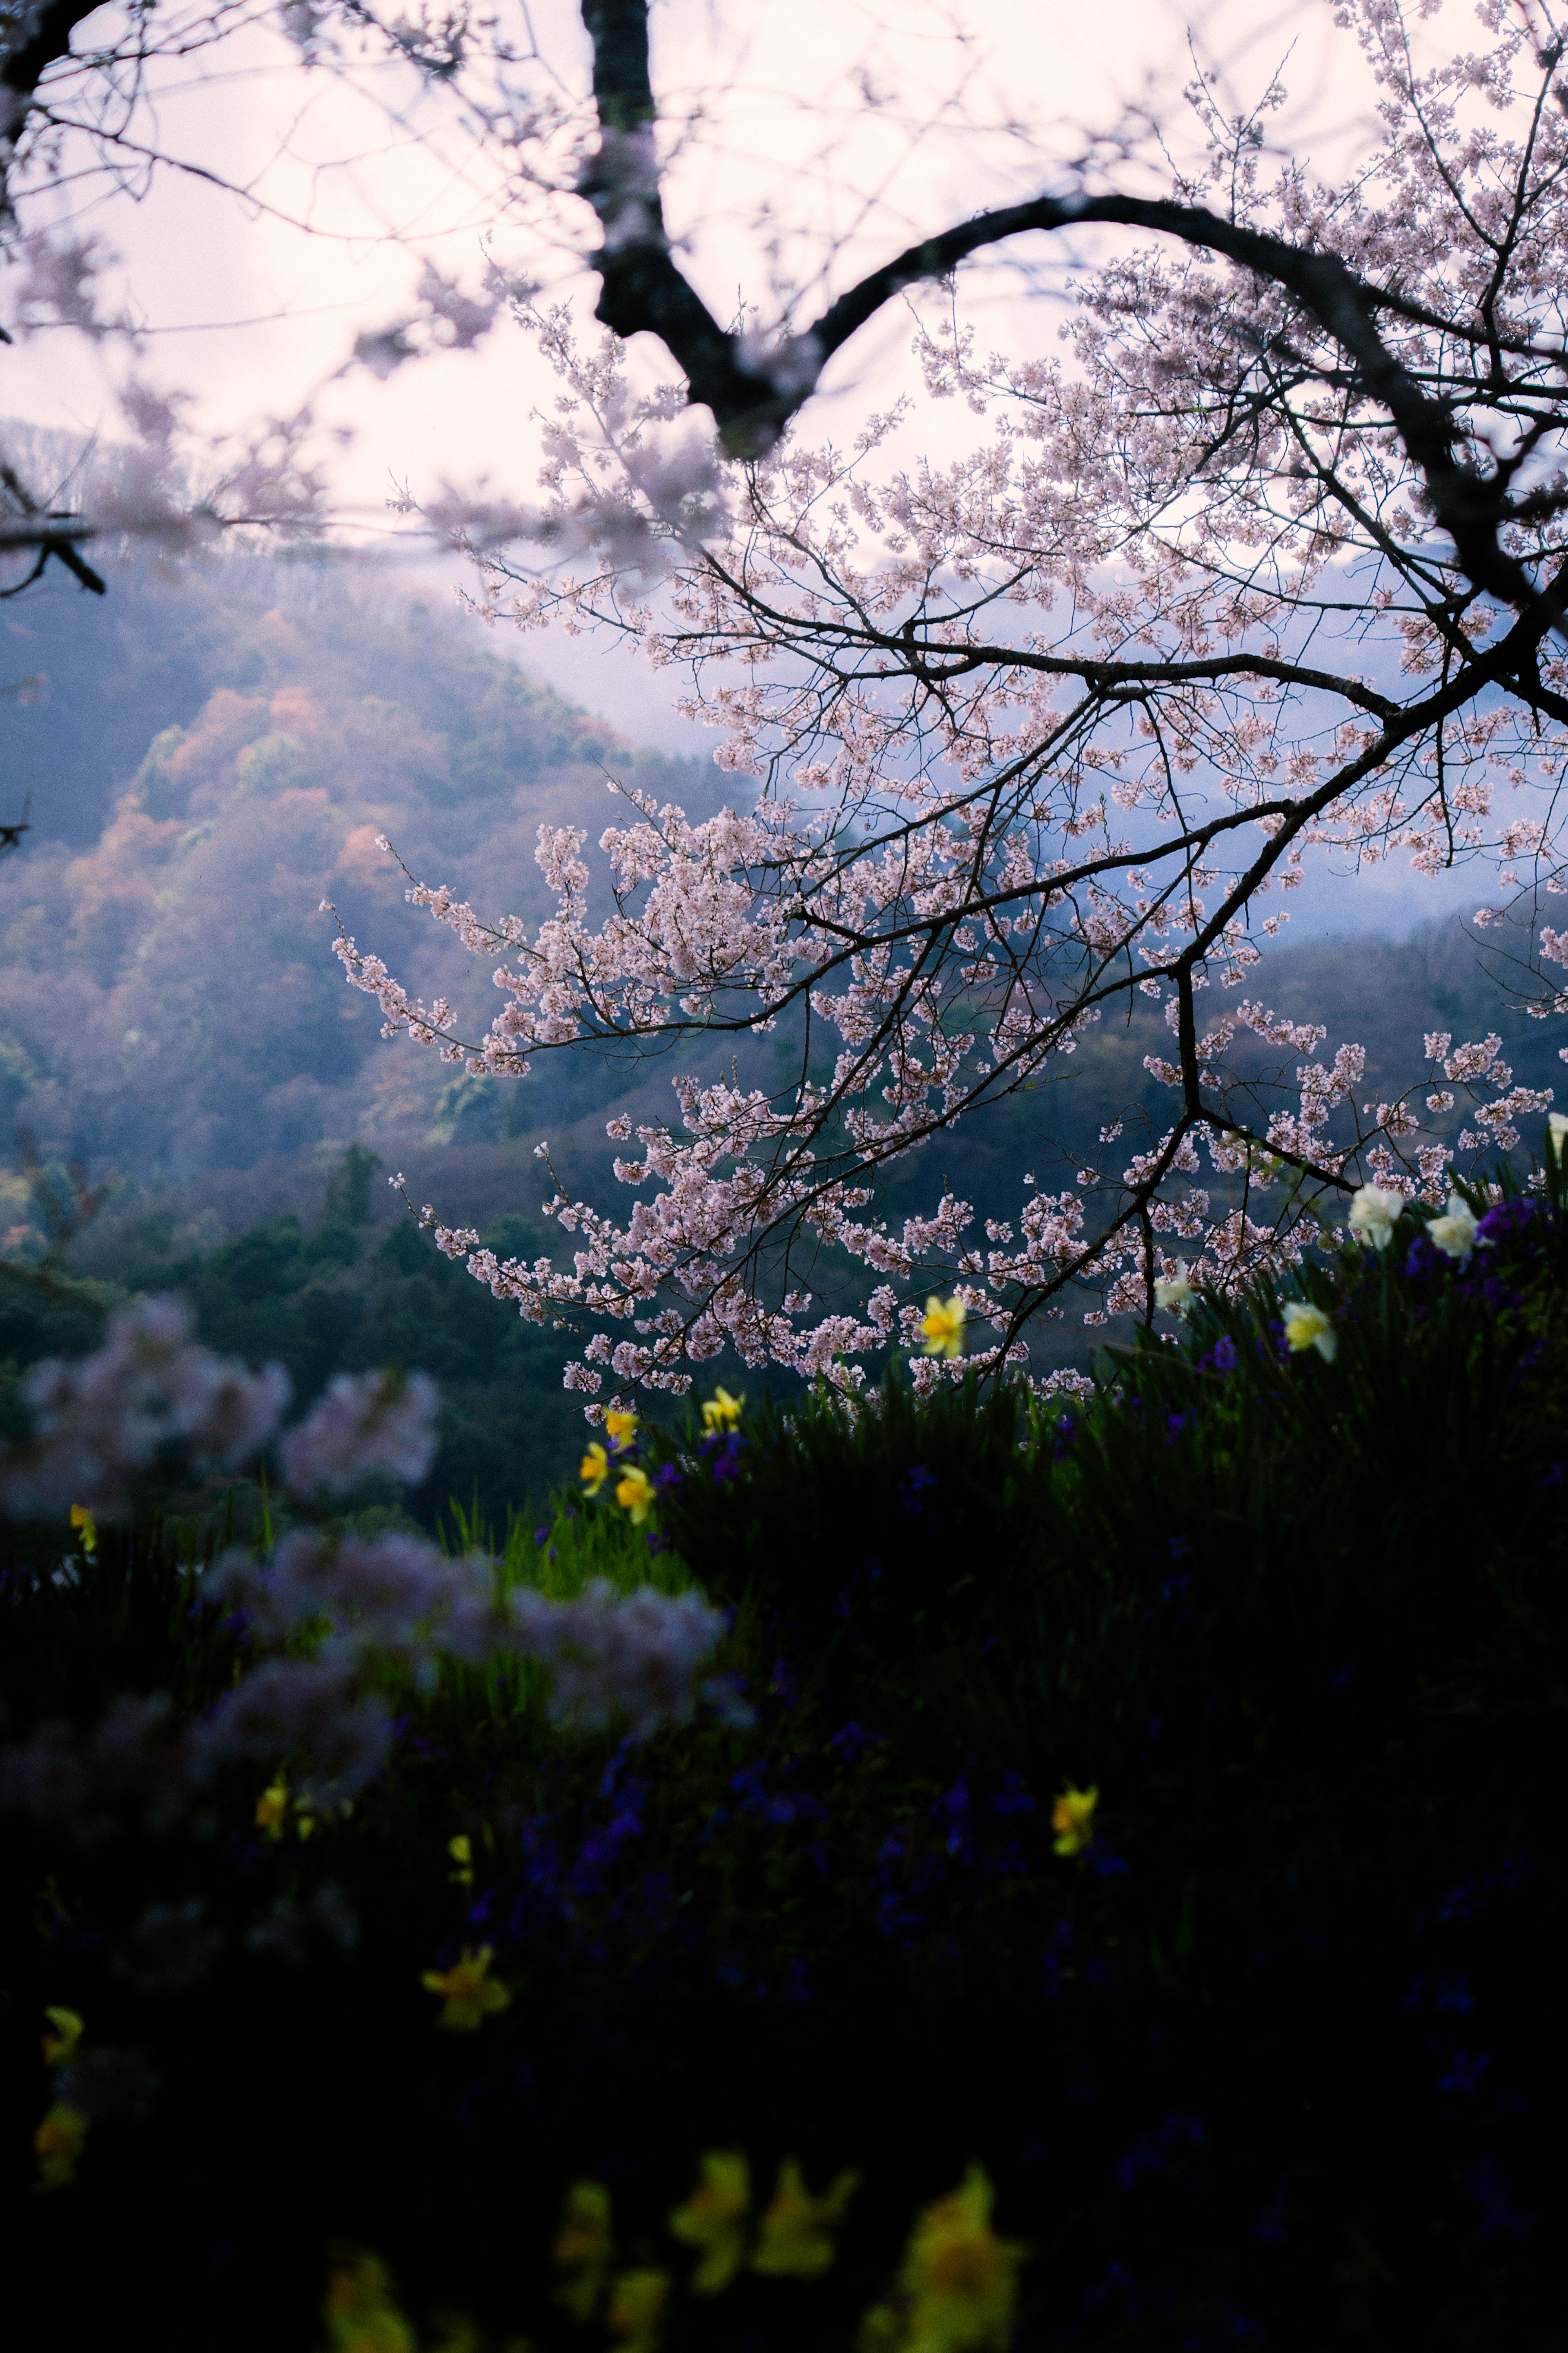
left=318, top=0, right=1568, bottom=1405
left=9, top=0, right=1568, bottom=1398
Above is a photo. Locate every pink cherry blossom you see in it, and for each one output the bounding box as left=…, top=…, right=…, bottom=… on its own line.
left=321, top=0, right=1568, bottom=1399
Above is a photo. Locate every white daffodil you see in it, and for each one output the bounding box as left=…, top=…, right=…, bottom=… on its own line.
left=1153, top=1262, right=1196, bottom=1318
left=1281, top=1300, right=1337, bottom=1361
left=1347, top=1183, right=1405, bottom=1250
left=1548, top=1111, right=1568, bottom=1159
left=1427, top=1193, right=1480, bottom=1262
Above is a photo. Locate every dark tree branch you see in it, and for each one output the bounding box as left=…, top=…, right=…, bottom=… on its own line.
left=1, top=0, right=100, bottom=181
left=575, top=0, right=1567, bottom=638
left=0, top=471, right=107, bottom=594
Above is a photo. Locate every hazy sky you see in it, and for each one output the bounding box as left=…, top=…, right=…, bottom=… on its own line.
left=0, top=0, right=1499, bottom=933
left=4, top=0, right=1369, bottom=509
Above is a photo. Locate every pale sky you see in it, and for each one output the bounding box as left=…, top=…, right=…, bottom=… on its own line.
left=3, top=0, right=1369, bottom=516
left=0, top=0, right=1501, bottom=932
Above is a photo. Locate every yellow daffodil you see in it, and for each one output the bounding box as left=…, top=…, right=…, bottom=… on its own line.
left=700, top=1387, right=744, bottom=1432
left=35, top=2101, right=89, bottom=2190
left=1281, top=1300, right=1336, bottom=1361
left=421, top=1945, right=511, bottom=2032
left=581, top=1441, right=611, bottom=1497
left=448, top=1834, right=474, bottom=1887
left=256, top=1776, right=290, bottom=1840
left=920, top=1296, right=965, bottom=1360
left=554, top=2179, right=615, bottom=2323
left=615, top=1463, right=655, bottom=1526
left=669, top=2150, right=751, bottom=2294
left=322, top=2251, right=418, bottom=2353
left=605, top=1409, right=639, bottom=1445
left=898, top=2164, right=1026, bottom=2353
left=605, top=2269, right=670, bottom=2353
left=752, top=2159, right=861, bottom=2278
left=40, top=2007, right=83, bottom=2068
left=69, top=1504, right=96, bottom=1555
left=1051, top=1784, right=1098, bottom=1857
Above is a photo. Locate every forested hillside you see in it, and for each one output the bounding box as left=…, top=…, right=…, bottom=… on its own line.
left=0, top=544, right=717, bottom=1180
left=2, top=545, right=1563, bottom=1528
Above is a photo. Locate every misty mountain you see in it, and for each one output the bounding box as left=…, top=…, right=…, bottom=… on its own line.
left=0, top=545, right=722, bottom=1177
left=1, top=542, right=1562, bottom=1320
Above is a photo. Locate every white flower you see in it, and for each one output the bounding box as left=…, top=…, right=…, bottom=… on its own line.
left=1281, top=1300, right=1337, bottom=1361
left=1427, top=1193, right=1480, bottom=1262
left=1548, top=1112, right=1568, bottom=1158
left=1348, top=1183, right=1405, bottom=1250
left=1152, top=1262, right=1195, bottom=1317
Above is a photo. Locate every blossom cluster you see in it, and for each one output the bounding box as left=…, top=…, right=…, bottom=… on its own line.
left=0, top=1301, right=439, bottom=1521
left=0, top=1298, right=290, bottom=1519
left=317, top=4, right=1568, bottom=1408
left=0, top=1520, right=729, bottom=1846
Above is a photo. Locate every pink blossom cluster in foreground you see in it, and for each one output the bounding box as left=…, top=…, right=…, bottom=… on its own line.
left=279, top=1370, right=440, bottom=1497
left=0, top=1529, right=730, bottom=1839
left=0, top=1301, right=439, bottom=1519
left=332, top=7, right=1568, bottom=1409
left=0, top=1298, right=290, bottom=1519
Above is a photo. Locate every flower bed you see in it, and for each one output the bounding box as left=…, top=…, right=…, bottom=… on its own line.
left=2, top=1180, right=1564, bottom=2350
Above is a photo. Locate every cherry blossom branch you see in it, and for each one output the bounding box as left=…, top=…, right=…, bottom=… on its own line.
left=574, top=0, right=1568, bottom=647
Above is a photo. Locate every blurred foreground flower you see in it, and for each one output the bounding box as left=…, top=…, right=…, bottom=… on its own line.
left=862, top=2165, right=1025, bottom=2353
left=581, top=1441, right=610, bottom=1496
left=1428, top=1193, right=1480, bottom=1262
left=1348, top=1184, right=1405, bottom=1250
left=421, top=1944, right=511, bottom=2031
left=1, top=1296, right=289, bottom=1519
left=555, top=2179, right=615, bottom=2322
left=1051, top=1785, right=1098, bottom=1857
left=615, top=1463, right=655, bottom=1524
left=281, top=1369, right=438, bottom=1498
left=256, top=1776, right=290, bottom=1840
left=920, top=1297, right=966, bottom=1360
left=670, top=2150, right=751, bottom=2293
left=701, top=1387, right=744, bottom=1431
left=1281, top=1301, right=1337, bottom=1362
left=1152, top=1263, right=1194, bottom=1318
left=35, top=2100, right=89, bottom=2190
left=512, top=1582, right=729, bottom=1739
left=41, top=2006, right=84, bottom=2067
left=605, top=1409, right=639, bottom=1446
left=606, top=2268, right=670, bottom=2353
left=323, top=2250, right=416, bottom=2353
left=753, top=2159, right=861, bottom=2277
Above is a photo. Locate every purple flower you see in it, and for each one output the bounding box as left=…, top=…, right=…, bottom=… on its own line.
left=898, top=1464, right=938, bottom=1512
